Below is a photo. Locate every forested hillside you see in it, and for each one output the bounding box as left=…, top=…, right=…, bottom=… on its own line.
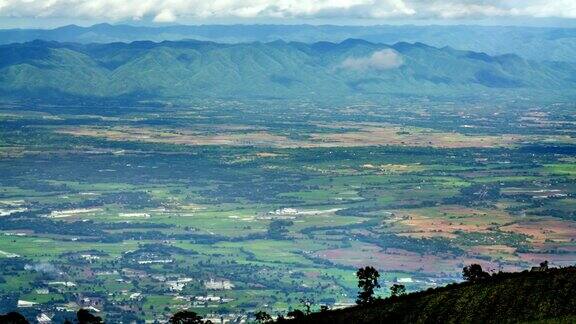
left=282, top=267, right=576, bottom=324
left=1, top=39, right=576, bottom=100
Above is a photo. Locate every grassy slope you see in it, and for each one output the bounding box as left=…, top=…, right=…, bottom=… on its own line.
left=285, top=267, right=576, bottom=324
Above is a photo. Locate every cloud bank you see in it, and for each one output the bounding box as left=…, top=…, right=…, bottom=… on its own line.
left=340, top=49, right=403, bottom=71
left=0, top=0, right=575, bottom=22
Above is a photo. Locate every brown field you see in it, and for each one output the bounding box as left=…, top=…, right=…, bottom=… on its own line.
left=469, top=245, right=517, bottom=256
left=54, top=122, right=552, bottom=149
left=311, top=123, right=521, bottom=148
left=393, top=206, right=514, bottom=239
left=518, top=252, right=576, bottom=267
left=500, top=219, right=576, bottom=244
left=313, top=242, right=518, bottom=274
left=57, top=126, right=299, bottom=147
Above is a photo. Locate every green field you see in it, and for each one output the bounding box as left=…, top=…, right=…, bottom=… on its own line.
left=0, top=98, right=575, bottom=322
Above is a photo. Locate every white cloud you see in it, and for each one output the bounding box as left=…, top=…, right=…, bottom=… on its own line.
left=520, top=1, right=576, bottom=19
left=0, top=0, right=574, bottom=21
left=340, top=49, right=403, bottom=71
left=153, top=9, right=176, bottom=23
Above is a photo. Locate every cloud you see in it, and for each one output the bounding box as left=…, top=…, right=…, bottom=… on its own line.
left=153, top=9, right=176, bottom=23
left=0, top=0, right=575, bottom=21
left=340, top=49, right=403, bottom=71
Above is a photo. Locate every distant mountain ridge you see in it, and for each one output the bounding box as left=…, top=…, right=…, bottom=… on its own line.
left=1, top=39, right=575, bottom=100
left=2, top=23, right=576, bottom=62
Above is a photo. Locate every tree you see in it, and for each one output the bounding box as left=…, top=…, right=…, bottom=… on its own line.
left=267, top=220, right=293, bottom=239
left=356, top=266, right=381, bottom=305
left=169, top=311, right=204, bottom=324
left=286, top=309, right=305, bottom=320
left=299, top=297, right=314, bottom=314
left=390, top=284, right=406, bottom=297
left=0, top=312, right=28, bottom=324
left=540, top=260, right=549, bottom=269
left=76, top=309, right=103, bottom=324
left=462, top=264, right=490, bottom=282
left=254, top=311, right=272, bottom=323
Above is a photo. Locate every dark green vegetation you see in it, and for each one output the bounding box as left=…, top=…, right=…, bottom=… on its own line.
left=355, top=266, right=381, bottom=305
left=1, top=308, right=206, bottom=324
left=2, top=39, right=576, bottom=100
left=169, top=310, right=205, bottom=324
left=0, top=97, right=575, bottom=322
left=75, top=309, right=103, bottom=324
left=282, top=266, right=576, bottom=323
left=2, top=24, right=576, bottom=62
left=1, top=308, right=105, bottom=324
left=0, top=311, right=28, bottom=324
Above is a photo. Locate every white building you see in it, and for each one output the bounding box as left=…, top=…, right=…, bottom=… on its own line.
left=204, top=278, right=234, bottom=290
left=37, top=313, right=52, bottom=324
left=17, top=300, right=37, bottom=308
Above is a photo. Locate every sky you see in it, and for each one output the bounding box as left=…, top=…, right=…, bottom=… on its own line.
left=0, top=0, right=576, bottom=28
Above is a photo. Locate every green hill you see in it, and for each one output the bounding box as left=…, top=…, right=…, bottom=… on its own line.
left=1, top=39, right=576, bottom=101
left=282, top=267, right=576, bottom=324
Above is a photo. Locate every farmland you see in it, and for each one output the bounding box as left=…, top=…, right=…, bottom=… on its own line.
left=0, top=98, right=575, bottom=322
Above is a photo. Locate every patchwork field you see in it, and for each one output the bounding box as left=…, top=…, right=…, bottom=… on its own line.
left=0, top=98, right=575, bottom=322
left=55, top=122, right=571, bottom=149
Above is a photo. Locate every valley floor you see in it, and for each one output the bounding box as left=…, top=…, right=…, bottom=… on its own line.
left=0, top=98, right=574, bottom=322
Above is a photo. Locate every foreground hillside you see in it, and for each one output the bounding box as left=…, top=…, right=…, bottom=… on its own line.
left=4, top=266, right=574, bottom=323
left=1, top=39, right=576, bottom=100
left=285, top=267, right=576, bottom=324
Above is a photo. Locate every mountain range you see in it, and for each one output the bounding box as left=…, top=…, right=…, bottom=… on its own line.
left=1, top=39, right=575, bottom=100
left=2, top=23, right=576, bottom=62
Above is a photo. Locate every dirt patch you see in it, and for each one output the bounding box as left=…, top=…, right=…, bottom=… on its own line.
left=57, top=126, right=299, bottom=148
left=469, top=245, right=517, bottom=255
left=396, top=206, right=513, bottom=238
left=517, top=252, right=576, bottom=267
left=56, top=123, right=533, bottom=149
left=500, top=219, right=576, bottom=244
left=313, top=242, right=511, bottom=275
left=311, top=123, right=519, bottom=148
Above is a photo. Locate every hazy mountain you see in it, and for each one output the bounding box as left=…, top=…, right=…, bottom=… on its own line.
left=1, top=39, right=575, bottom=100
left=2, top=24, right=576, bottom=62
